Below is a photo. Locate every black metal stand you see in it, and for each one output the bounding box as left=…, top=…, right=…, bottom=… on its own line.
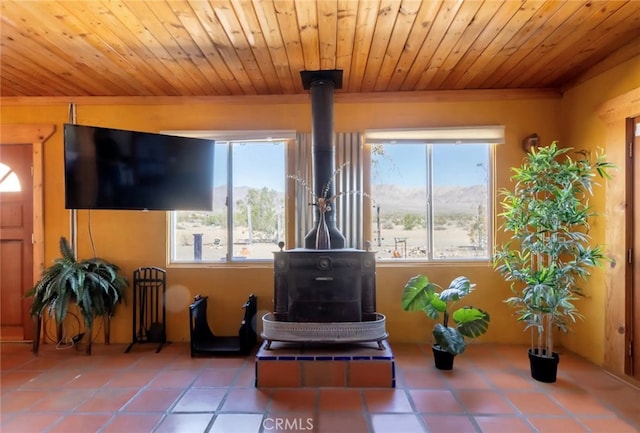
left=125, top=267, right=167, bottom=353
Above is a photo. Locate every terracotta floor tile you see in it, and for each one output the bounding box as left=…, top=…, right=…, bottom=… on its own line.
left=65, top=369, right=117, bottom=388
left=99, top=413, right=163, bottom=433
left=123, top=388, right=183, bottom=412
left=0, top=370, right=40, bottom=389
left=441, top=369, right=492, bottom=389
left=235, top=365, right=257, bottom=387
left=0, top=353, right=35, bottom=370
left=202, top=357, right=248, bottom=369
left=30, top=388, right=96, bottom=412
left=270, top=389, right=317, bottom=412
left=504, top=391, right=567, bottom=415
left=550, top=391, right=617, bottom=416
left=401, top=369, right=449, bottom=389
left=422, top=415, right=477, bottom=433
left=318, top=388, right=364, bottom=411
left=482, top=370, right=537, bottom=390
left=90, top=354, right=141, bottom=370
left=568, top=370, right=626, bottom=391
left=456, top=390, right=515, bottom=415
left=46, top=413, right=112, bottom=433
left=148, top=369, right=199, bottom=388
left=0, top=413, right=63, bottom=433
left=154, top=413, right=213, bottom=433
left=164, top=356, right=220, bottom=370
left=18, top=369, right=82, bottom=389
left=364, top=389, right=413, bottom=413
left=474, top=416, right=535, bottom=432
left=105, top=369, right=159, bottom=388
left=221, top=388, right=270, bottom=412
left=527, top=416, right=590, bottom=433
left=15, top=355, right=65, bottom=371
left=266, top=412, right=316, bottom=432
left=131, top=354, right=181, bottom=370
left=1, top=343, right=640, bottom=433
left=395, top=356, right=433, bottom=370
left=578, top=416, right=639, bottom=433
left=493, top=345, right=532, bottom=366
left=317, top=412, right=368, bottom=433
left=371, top=413, right=426, bottom=433
left=193, top=367, right=240, bottom=387
left=391, top=343, right=429, bottom=357
left=75, top=387, right=138, bottom=412
left=464, top=345, right=513, bottom=369
left=209, top=413, right=263, bottom=433
left=0, top=389, right=48, bottom=413
left=171, top=387, right=226, bottom=412
left=409, top=389, right=465, bottom=414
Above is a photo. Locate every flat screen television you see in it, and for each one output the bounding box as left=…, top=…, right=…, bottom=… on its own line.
left=64, top=124, right=215, bottom=211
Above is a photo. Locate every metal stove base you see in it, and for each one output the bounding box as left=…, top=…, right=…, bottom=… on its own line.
left=261, top=312, right=388, bottom=350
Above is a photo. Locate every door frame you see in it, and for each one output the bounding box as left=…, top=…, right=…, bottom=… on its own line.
left=598, top=88, right=640, bottom=376
left=624, top=117, right=636, bottom=376
left=1, top=124, right=55, bottom=339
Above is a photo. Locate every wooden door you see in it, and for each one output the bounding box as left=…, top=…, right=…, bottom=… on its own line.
left=0, top=144, right=34, bottom=341
left=632, top=118, right=640, bottom=378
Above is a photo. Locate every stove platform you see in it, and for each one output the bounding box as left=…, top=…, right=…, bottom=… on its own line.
left=255, top=340, right=394, bottom=388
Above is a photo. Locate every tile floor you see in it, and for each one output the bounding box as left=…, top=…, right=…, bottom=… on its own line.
left=1, top=341, right=639, bottom=433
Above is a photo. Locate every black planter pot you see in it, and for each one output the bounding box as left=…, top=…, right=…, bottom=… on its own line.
left=528, top=349, right=560, bottom=383
left=432, top=345, right=455, bottom=370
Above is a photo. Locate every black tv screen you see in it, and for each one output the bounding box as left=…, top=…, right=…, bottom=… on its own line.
left=64, top=124, right=214, bottom=211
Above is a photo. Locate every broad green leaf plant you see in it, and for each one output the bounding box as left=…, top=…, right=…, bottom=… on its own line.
left=26, top=237, right=127, bottom=334
left=401, top=275, right=490, bottom=355
left=493, top=142, right=614, bottom=359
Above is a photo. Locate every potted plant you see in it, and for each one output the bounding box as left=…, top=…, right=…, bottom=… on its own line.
left=493, top=142, right=613, bottom=382
left=26, top=237, right=127, bottom=355
left=401, top=275, right=490, bottom=370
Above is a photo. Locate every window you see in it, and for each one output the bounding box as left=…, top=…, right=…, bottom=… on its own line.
left=0, top=162, right=21, bottom=192
left=368, top=128, right=498, bottom=261
left=170, top=135, right=289, bottom=263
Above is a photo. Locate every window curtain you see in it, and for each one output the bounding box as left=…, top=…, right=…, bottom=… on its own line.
left=293, top=132, right=365, bottom=249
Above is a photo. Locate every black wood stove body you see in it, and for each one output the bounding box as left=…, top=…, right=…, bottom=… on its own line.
left=273, top=248, right=376, bottom=323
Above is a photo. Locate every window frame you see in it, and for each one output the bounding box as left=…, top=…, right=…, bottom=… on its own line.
left=367, top=138, right=496, bottom=263
left=166, top=130, right=294, bottom=265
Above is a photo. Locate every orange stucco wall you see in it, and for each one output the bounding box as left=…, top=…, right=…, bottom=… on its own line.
left=559, top=55, right=640, bottom=367
left=12, top=61, right=638, bottom=364
left=1, top=94, right=561, bottom=348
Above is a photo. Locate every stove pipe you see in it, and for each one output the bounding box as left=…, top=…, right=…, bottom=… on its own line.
left=300, top=70, right=345, bottom=249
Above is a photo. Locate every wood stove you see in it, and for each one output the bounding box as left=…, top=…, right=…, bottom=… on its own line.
left=273, top=248, right=376, bottom=323
left=261, top=69, right=386, bottom=347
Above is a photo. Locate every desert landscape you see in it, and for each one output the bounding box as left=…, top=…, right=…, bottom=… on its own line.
left=173, top=183, right=488, bottom=262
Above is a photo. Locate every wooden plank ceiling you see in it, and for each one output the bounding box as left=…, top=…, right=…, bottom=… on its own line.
left=1, top=0, right=639, bottom=98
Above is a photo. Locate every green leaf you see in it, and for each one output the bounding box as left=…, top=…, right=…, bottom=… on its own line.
left=453, top=307, right=490, bottom=338
left=424, top=295, right=446, bottom=319
left=24, top=236, right=128, bottom=330
left=401, top=274, right=436, bottom=312
left=433, top=324, right=466, bottom=355
left=439, top=276, right=474, bottom=301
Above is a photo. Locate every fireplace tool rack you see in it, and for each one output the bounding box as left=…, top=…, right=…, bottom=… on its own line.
left=125, top=267, right=168, bottom=354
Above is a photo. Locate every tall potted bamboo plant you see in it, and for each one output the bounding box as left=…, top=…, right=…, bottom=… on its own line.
left=493, top=142, right=613, bottom=382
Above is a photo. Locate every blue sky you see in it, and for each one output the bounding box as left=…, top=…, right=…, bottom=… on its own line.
left=214, top=142, right=286, bottom=190
left=373, top=143, right=489, bottom=187
left=214, top=141, right=488, bottom=190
